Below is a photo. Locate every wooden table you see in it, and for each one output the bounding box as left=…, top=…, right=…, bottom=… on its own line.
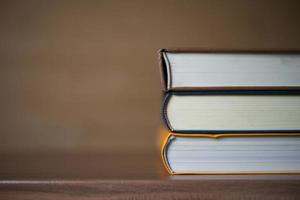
left=1, top=151, right=300, bottom=199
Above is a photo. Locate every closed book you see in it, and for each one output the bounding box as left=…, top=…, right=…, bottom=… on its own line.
left=162, top=90, right=300, bottom=133
left=159, top=49, right=300, bottom=91
left=160, top=129, right=300, bottom=175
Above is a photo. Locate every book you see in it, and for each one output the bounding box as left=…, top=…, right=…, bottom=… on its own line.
left=161, top=129, right=300, bottom=174
left=162, top=90, right=300, bottom=133
left=158, top=49, right=300, bottom=175
left=159, top=49, right=300, bottom=91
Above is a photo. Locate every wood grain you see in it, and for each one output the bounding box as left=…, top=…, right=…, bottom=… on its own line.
left=1, top=179, right=300, bottom=200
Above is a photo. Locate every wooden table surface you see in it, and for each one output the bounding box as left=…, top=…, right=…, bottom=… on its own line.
left=1, top=151, right=300, bottom=199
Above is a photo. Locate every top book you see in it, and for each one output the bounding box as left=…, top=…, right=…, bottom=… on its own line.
left=159, top=49, right=300, bottom=91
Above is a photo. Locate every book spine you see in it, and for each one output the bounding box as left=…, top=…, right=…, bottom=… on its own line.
left=158, top=49, right=168, bottom=92
left=159, top=129, right=174, bottom=175
left=161, top=92, right=174, bottom=132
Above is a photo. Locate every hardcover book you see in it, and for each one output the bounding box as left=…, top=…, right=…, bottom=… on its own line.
left=160, top=129, right=300, bottom=174
left=162, top=90, right=300, bottom=133
left=159, top=49, right=300, bottom=91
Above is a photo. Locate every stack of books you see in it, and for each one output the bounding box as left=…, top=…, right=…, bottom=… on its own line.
left=159, top=49, right=300, bottom=175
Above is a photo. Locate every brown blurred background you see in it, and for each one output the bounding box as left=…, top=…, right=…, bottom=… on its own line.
left=0, top=0, right=300, bottom=179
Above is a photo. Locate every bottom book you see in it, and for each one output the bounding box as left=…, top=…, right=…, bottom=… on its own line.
left=160, top=129, right=300, bottom=175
